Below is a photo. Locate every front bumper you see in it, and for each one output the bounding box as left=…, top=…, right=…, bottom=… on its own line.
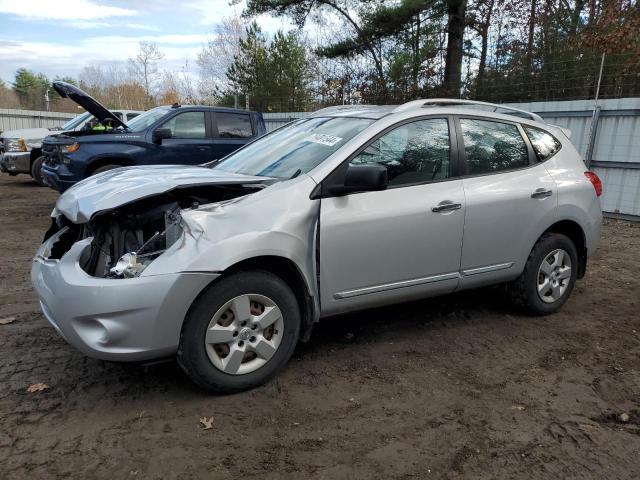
left=31, top=230, right=218, bottom=361
left=0, top=151, right=30, bottom=174
left=41, top=163, right=79, bottom=192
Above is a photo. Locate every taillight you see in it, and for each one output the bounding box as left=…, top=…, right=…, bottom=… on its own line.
left=584, top=171, right=602, bottom=197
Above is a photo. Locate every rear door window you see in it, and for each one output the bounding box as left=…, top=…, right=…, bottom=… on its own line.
left=216, top=113, right=254, bottom=138
left=460, top=118, right=530, bottom=175
left=161, top=111, right=207, bottom=139
left=524, top=127, right=562, bottom=160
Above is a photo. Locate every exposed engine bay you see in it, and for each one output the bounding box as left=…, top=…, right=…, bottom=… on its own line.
left=45, top=184, right=263, bottom=278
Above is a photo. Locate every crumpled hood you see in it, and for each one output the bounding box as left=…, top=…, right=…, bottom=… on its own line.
left=55, top=165, right=270, bottom=223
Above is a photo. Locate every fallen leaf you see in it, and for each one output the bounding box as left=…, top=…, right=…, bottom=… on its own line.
left=0, top=317, right=16, bottom=325
left=26, top=383, right=49, bottom=393
left=199, top=416, right=214, bottom=430
left=511, top=405, right=526, bottom=411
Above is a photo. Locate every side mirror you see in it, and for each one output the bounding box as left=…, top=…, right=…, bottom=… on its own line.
left=329, top=164, right=388, bottom=196
left=152, top=127, right=172, bottom=144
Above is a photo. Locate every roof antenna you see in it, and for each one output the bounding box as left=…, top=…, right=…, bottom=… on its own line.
left=171, top=103, right=181, bottom=109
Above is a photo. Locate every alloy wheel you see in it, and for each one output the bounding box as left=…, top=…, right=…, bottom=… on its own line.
left=204, top=294, right=284, bottom=375
left=537, top=249, right=572, bottom=304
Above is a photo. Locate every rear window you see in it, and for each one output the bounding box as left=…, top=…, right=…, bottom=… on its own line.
left=524, top=127, right=561, bottom=160
left=216, top=113, right=253, bottom=138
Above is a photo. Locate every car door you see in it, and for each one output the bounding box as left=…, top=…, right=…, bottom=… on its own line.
left=456, top=116, right=557, bottom=289
left=156, top=110, right=213, bottom=165
left=212, top=111, right=255, bottom=159
left=319, top=117, right=466, bottom=316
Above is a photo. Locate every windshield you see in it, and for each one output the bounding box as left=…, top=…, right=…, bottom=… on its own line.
left=213, top=117, right=374, bottom=178
left=60, top=112, right=91, bottom=131
left=125, top=107, right=170, bottom=131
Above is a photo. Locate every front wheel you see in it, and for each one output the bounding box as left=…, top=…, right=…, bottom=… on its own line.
left=177, top=271, right=301, bottom=394
left=31, top=156, right=46, bottom=186
left=508, top=233, right=578, bottom=315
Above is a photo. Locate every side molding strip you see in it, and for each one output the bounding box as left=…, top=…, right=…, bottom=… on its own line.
left=333, top=262, right=514, bottom=300
left=461, top=262, right=514, bottom=276
left=334, top=272, right=460, bottom=299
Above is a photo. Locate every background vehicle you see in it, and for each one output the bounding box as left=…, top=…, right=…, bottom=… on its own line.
left=41, top=82, right=266, bottom=192
left=32, top=99, right=602, bottom=394
left=0, top=109, right=141, bottom=186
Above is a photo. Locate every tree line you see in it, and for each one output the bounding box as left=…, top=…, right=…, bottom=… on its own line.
left=1, top=0, right=638, bottom=113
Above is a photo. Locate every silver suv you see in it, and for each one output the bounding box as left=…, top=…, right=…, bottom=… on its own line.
left=31, top=99, right=603, bottom=393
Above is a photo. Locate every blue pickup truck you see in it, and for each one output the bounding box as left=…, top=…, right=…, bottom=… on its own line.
left=42, top=82, right=267, bottom=192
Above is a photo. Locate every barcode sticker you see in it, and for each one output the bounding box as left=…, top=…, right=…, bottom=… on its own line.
left=305, top=134, right=342, bottom=146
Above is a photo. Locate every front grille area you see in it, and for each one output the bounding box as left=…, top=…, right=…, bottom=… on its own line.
left=42, top=143, right=61, bottom=166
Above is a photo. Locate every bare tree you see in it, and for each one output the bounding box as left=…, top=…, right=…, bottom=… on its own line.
left=159, top=61, right=199, bottom=105
left=197, top=16, right=247, bottom=91
left=128, top=41, right=165, bottom=105
left=0, top=80, right=20, bottom=108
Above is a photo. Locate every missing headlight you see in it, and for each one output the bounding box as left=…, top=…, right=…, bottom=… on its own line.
left=82, top=204, right=184, bottom=278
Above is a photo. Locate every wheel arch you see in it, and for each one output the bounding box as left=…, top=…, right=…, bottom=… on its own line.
left=29, top=148, right=42, bottom=165
left=540, top=219, right=587, bottom=278
left=86, top=156, right=136, bottom=176
left=193, top=255, right=317, bottom=342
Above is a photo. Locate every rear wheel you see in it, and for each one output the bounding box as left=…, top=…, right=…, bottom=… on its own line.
left=509, top=233, right=578, bottom=315
left=177, top=271, right=300, bottom=394
left=30, top=156, right=46, bottom=186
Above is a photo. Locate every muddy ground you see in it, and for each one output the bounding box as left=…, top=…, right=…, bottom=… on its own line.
left=0, top=173, right=638, bottom=479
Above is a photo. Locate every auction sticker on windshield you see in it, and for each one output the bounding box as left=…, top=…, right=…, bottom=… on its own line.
left=305, top=134, right=342, bottom=146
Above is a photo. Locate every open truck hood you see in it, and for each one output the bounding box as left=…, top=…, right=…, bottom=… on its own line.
left=53, top=81, right=128, bottom=130
left=56, top=165, right=271, bottom=223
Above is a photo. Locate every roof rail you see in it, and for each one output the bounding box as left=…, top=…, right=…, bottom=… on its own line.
left=392, top=98, right=544, bottom=123
left=308, top=104, right=386, bottom=117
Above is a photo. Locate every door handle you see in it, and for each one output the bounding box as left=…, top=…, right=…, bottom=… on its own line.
left=432, top=201, right=462, bottom=213
left=531, top=188, right=553, bottom=199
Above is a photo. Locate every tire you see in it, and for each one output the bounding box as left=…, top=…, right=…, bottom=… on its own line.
left=31, top=156, right=46, bottom=187
left=92, top=164, right=122, bottom=175
left=509, top=233, right=578, bottom=315
left=177, top=270, right=301, bottom=394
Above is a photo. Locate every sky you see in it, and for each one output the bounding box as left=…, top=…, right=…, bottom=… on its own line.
left=0, top=0, right=294, bottom=83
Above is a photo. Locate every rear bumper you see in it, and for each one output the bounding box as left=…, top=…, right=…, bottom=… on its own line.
left=0, top=151, right=30, bottom=174
left=31, top=230, right=218, bottom=362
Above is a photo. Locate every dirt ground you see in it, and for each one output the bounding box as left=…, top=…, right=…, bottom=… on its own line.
left=0, top=173, right=638, bottom=480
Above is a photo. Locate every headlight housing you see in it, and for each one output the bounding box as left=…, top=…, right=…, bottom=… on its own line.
left=5, top=138, right=27, bottom=152
left=61, top=143, right=80, bottom=154
left=61, top=143, right=80, bottom=165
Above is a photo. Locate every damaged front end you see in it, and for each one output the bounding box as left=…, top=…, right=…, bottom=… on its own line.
left=43, top=183, right=263, bottom=279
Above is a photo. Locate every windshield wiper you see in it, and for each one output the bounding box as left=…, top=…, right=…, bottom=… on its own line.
left=289, top=169, right=302, bottom=179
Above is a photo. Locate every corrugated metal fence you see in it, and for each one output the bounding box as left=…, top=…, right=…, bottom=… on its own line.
left=263, top=112, right=308, bottom=132
left=2, top=102, right=638, bottom=219
left=0, top=109, right=75, bottom=132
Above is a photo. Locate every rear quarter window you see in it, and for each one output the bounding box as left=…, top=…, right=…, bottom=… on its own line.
left=524, top=127, right=562, bottom=160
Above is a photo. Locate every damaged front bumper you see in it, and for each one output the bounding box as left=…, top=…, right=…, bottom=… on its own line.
left=31, top=229, right=218, bottom=361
